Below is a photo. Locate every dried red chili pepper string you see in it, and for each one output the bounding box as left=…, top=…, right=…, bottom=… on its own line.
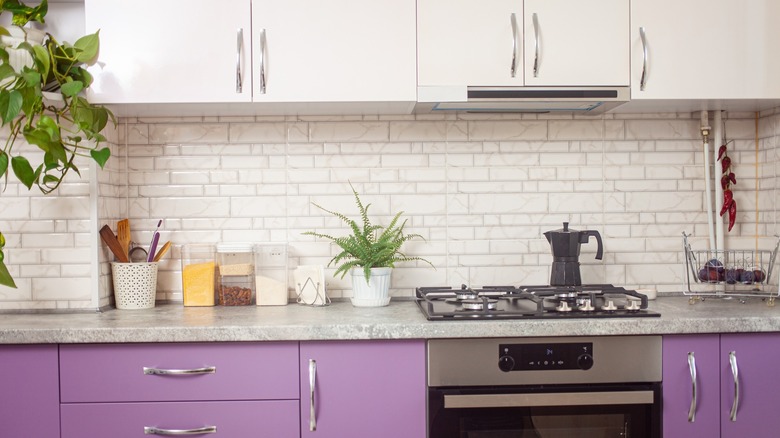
left=718, top=138, right=737, bottom=232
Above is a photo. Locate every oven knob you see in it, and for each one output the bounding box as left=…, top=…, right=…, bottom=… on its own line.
left=498, top=355, right=515, bottom=372
left=577, top=353, right=594, bottom=370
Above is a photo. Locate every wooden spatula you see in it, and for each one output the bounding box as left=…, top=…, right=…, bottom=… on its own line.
left=116, top=219, right=130, bottom=260
left=153, top=241, right=171, bottom=262
left=99, top=225, right=130, bottom=263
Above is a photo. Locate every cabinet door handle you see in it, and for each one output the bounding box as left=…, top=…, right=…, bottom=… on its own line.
left=309, top=359, right=317, bottom=431
left=729, top=351, right=739, bottom=422
left=687, top=352, right=697, bottom=422
left=510, top=13, right=518, bottom=78
left=259, top=29, right=267, bottom=94
left=532, top=12, right=540, bottom=78
left=143, top=366, right=216, bottom=375
left=639, top=27, right=648, bottom=91
left=236, top=28, right=243, bottom=93
left=144, top=426, right=217, bottom=435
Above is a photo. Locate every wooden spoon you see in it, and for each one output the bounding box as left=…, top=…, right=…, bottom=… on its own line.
left=152, top=241, right=171, bottom=262
left=99, top=225, right=130, bottom=263
left=116, top=219, right=130, bottom=259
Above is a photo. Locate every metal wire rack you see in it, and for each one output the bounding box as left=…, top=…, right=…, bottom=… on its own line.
left=682, top=232, right=780, bottom=304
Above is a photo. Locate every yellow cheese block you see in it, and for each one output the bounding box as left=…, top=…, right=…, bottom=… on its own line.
left=182, top=262, right=215, bottom=306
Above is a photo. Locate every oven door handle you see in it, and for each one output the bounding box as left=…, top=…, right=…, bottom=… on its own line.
left=443, top=390, right=655, bottom=408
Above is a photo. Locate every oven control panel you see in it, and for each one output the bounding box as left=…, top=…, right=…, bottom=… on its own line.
left=498, top=342, right=593, bottom=372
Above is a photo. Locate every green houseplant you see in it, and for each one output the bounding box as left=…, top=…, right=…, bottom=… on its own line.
left=0, top=0, right=114, bottom=288
left=304, top=184, right=433, bottom=307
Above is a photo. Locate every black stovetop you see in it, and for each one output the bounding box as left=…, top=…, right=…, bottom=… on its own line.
left=416, top=284, right=661, bottom=320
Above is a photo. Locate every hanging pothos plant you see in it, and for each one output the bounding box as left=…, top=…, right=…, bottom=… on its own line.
left=0, top=0, right=115, bottom=288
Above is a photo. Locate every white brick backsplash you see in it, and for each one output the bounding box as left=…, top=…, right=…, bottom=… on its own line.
left=2, top=111, right=779, bottom=310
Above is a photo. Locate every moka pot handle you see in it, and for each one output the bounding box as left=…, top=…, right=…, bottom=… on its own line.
left=581, top=231, right=604, bottom=260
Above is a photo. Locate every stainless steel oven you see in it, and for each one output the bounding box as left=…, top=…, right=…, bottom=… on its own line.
left=427, top=336, right=662, bottom=438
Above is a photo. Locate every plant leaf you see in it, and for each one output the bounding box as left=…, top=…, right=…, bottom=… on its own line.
left=73, top=31, right=99, bottom=65
left=90, top=147, right=110, bottom=168
left=0, top=258, right=17, bottom=288
left=0, top=152, right=8, bottom=177
left=11, top=155, right=35, bottom=189
left=4, top=0, right=48, bottom=26
left=31, top=44, right=49, bottom=81
left=0, top=89, right=23, bottom=123
left=60, top=80, right=83, bottom=97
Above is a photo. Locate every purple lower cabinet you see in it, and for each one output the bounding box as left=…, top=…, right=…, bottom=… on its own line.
left=0, top=344, right=60, bottom=438
left=300, top=339, right=426, bottom=438
left=61, top=400, right=299, bottom=438
left=662, top=335, right=720, bottom=438
left=720, top=333, right=780, bottom=438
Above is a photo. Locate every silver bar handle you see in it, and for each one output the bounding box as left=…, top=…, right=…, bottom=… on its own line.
left=309, top=359, right=317, bottom=431
left=144, top=426, right=217, bottom=435
left=510, top=13, right=518, bottom=78
left=143, top=366, right=216, bottom=376
left=259, top=29, right=267, bottom=94
left=639, top=27, right=648, bottom=91
left=235, top=28, right=243, bottom=93
left=444, top=390, right=654, bottom=408
left=532, top=13, right=540, bottom=77
left=729, top=351, right=739, bottom=422
left=687, top=352, right=697, bottom=422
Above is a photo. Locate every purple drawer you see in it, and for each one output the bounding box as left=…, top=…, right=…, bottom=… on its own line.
left=60, top=342, right=299, bottom=402
left=61, top=400, right=299, bottom=438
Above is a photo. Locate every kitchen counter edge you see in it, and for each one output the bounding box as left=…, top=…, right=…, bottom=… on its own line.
left=1, top=297, right=780, bottom=344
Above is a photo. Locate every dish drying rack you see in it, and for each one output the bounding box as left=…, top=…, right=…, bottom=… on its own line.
left=682, top=232, right=780, bottom=304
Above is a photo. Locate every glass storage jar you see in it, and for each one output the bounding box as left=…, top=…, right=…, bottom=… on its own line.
left=254, top=243, right=289, bottom=306
left=181, top=244, right=216, bottom=307
left=216, top=242, right=255, bottom=305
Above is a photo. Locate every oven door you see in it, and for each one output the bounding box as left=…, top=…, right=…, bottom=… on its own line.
left=428, top=383, right=661, bottom=438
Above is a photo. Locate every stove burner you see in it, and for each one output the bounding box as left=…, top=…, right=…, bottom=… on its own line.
left=415, top=284, right=660, bottom=320
left=461, top=299, right=498, bottom=311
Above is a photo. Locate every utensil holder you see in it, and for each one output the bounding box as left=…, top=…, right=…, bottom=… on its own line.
left=112, top=262, right=158, bottom=310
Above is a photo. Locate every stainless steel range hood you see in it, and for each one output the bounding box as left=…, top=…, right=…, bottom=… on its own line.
left=415, top=86, right=630, bottom=114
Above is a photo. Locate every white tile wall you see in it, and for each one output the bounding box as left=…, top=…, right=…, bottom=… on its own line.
left=1, top=110, right=779, bottom=310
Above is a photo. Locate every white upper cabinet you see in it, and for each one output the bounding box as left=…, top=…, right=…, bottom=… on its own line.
left=631, top=0, right=780, bottom=99
left=84, top=0, right=416, bottom=110
left=251, top=0, right=416, bottom=103
left=417, top=0, right=629, bottom=88
left=85, top=0, right=252, bottom=104
left=523, top=0, right=628, bottom=86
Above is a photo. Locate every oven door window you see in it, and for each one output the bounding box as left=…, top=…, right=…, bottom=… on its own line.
left=429, top=384, right=660, bottom=438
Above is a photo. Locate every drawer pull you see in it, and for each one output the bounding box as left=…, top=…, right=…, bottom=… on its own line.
left=143, top=366, right=216, bottom=376
left=144, top=426, right=217, bottom=435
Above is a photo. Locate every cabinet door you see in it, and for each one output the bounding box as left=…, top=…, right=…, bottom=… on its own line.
left=631, top=0, right=780, bottom=99
left=720, top=333, right=780, bottom=438
left=0, top=345, right=60, bottom=438
left=523, top=0, right=628, bottom=86
left=85, top=0, right=252, bottom=103
left=251, top=0, right=416, bottom=103
left=300, top=340, right=426, bottom=438
left=417, top=0, right=524, bottom=87
left=662, top=335, right=720, bottom=438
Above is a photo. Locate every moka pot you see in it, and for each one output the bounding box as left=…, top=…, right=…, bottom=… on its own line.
left=544, top=222, right=603, bottom=286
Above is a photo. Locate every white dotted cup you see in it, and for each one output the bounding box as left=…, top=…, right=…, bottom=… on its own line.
left=111, top=262, right=158, bottom=310
left=636, top=288, right=657, bottom=300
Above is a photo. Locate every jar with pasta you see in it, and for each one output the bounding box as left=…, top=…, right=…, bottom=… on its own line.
left=216, top=242, right=255, bottom=305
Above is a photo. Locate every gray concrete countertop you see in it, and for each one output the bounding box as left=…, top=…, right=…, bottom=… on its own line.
left=2, top=296, right=780, bottom=344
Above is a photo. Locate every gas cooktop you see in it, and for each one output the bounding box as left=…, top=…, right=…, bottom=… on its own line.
left=416, top=284, right=661, bottom=320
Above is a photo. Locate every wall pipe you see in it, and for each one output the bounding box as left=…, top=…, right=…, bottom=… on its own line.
left=714, top=111, right=724, bottom=253
left=701, top=111, right=716, bottom=251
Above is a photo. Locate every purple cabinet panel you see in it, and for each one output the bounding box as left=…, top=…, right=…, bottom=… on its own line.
left=300, top=339, right=426, bottom=438
left=60, top=342, right=299, bottom=402
left=662, top=334, right=720, bottom=438
left=720, top=333, right=780, bottom=438
left=61, top=400, right=299, bottom=438
left=0, top=344, right=60, bottom=438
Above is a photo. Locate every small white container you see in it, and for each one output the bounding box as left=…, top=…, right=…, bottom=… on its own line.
left=112, top=262, right=158, bottom=310
left=254, top=244, right=289, bottom=306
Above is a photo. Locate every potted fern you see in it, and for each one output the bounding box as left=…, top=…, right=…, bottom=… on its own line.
left=304, top=184, right=433, bottom=307
left=0, top=0, right=114, bottom=288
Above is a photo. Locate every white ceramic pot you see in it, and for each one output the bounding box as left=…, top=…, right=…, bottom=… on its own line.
left=350, top=267, right=392, bottom=307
